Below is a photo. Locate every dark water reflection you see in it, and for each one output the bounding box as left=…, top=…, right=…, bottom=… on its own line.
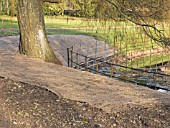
left=75, top=57, right=170, bottom=93
left=89, top=65, right=170, bottom=93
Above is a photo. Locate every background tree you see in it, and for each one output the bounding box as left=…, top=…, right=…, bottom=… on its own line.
left=9, top=0, right=17, bottom=16
left=0, top=0, right=2, bottom=14
left=43, top=1, right=66, bottom=16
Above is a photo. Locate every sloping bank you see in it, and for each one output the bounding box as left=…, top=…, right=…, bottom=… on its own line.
left=0, top=35, right=170, bottom=127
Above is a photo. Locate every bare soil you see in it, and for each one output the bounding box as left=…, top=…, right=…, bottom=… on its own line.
left=0, top=35, right=170, bottom=128
left=0, top=77, right=170, bottom=128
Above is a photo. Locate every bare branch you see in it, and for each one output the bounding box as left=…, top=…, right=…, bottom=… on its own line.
left=43, top=0, right=62, bottom=3
left=105, top=0, right=170, bottom=47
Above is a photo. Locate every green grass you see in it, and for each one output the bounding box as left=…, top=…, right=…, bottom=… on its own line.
left=128, top=54, right=170, bottom=68
left=0, top=15, right=170, bottom=68
left=44, top=16, right=88, bottom=28
left=45, top=29, right=97, bottom=36
left=0, top=16, right=18, bottom=28
left=0, top=29, right=19, bottom=36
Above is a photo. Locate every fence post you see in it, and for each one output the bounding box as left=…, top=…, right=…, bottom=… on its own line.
left=95, top=40, right=98, bottom=58
left=156, top=43, right=158, bottom=72
left=114, top=37, right=116, bottom=62
left=111, top=64, right=114, bottom=78
left=70, top=50, right=73, bottom=68
left=1, top=19, right=3, bottom=35
left=96, top=60, right=99, bottom=74
left=149, top=39, right=152, bottom=69
left=119, top=40, right=122, bottom=64
left=153, top=74, right=157, bottom=90
left=67, top=48, right=70, bottom=67
left=143, top=34, right=145, bottom=68
left=76, top=53, right=78, bottom=69
left=126, top=38, right=128, bottom=68
left=162, top=46, right=164, bottom=66
left=85, top=56, right=87, bottom=71
left=104, top=41, right=107, bottom=61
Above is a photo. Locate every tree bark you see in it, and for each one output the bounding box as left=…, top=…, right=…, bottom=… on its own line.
left=17, top=0, right=62, bottom=64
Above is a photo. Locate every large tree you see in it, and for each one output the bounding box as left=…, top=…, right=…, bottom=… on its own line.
left=17, top=0, right=62, bottom=64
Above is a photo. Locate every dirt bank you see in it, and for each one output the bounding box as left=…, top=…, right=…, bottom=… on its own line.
left=0, top=77, right=170, bottom=128
left=0, top=35, right=170, bottom=127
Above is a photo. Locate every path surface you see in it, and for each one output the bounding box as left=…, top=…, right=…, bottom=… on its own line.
left=0, top=35, right=170, bottom=114
left=0, top=35, right=113, bottom=66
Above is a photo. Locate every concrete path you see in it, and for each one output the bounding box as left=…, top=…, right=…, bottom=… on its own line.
left=0, top=35, right=170, bottom=113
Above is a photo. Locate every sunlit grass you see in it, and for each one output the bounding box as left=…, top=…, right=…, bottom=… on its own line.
left=45, top=28, right=97, bottom=36
left=128, top=54, right=170, bottom=68
left=0, top=16, right=18, bottom=28
left=0, top=15, right=170, bottom=67
left=0, top=15, right=168, bottom=51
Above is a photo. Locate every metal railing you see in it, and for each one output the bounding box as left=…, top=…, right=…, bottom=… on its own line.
left=67, top=46, right=170, bottom=92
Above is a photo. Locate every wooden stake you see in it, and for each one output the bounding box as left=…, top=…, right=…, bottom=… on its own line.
left=96, top=60, right=99, bottom=74
left=150, top=39, right=152, bottom=69
left=156, top=43, right=158, bottom=72
left=85, top=56, right=87, bottom=71
left=76, top=53, right=78, bottom=69
left=70, top=50, right=73, bottom=68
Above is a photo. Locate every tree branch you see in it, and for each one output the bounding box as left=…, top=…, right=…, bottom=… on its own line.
left=105, top=0, right=170, bottom=47
left=43, top=0, right=62, bottom=3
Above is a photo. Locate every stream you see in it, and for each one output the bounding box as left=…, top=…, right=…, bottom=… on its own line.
left=74, top=56, right=170, bottom=93
left=95, top=65, right=170, bottom=93
left=76, top=57, right=169, bottom=93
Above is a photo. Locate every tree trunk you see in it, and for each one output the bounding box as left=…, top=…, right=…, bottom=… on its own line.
left=17, top=0, right=62, bottom=64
